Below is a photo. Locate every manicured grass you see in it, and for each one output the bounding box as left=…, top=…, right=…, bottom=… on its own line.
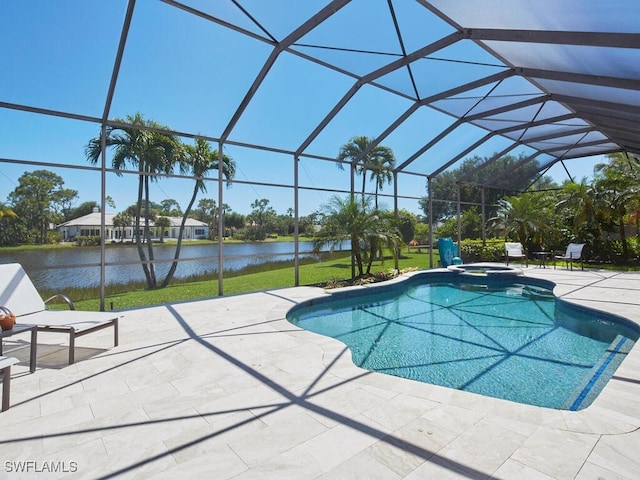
left=65, top=248, right=440, bottom=311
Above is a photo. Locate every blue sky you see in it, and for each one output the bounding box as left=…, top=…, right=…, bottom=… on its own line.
left=0, top=1, right=605, bottom=217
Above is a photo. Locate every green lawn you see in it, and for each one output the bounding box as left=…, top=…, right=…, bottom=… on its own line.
left=27, top=245, right=640, bottom=313
left=67, top=248, right=440, bottom=311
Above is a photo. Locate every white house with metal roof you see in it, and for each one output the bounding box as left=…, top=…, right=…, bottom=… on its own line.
left=56, top=211, right=209, bottom=243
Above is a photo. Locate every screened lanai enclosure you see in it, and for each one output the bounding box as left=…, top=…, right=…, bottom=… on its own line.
left=1, top=1, right=639, bottom=308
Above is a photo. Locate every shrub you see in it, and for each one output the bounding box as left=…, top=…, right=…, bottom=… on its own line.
left=458, top=239, right=505, bottom=262
left=75, top=235, right=101, bottom=246
left=47, top=231, right=62, bottom=244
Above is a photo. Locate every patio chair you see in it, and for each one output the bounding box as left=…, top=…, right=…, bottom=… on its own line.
left=0, top=263, right=120, bottom=365
left=554, top=243, right=585, bottom=270
left=505, top=242, right=527, bottom=267
left=0, top=355, right=19, bottom=411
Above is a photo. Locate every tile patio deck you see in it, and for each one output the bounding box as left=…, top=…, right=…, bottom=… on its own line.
left=2, top=267, right=640, bottom=479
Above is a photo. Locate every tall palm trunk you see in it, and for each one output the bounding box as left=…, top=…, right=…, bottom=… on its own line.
left=361, top=169, right=367, bottom=206
left=374, top=183, right=379, bottom=209
left=143, top=173, right=157, bottom=287
left=351, top=234, right=364, bottom=276
left=162, top=183, right=199, bottom=287
left=366, top=238, right=378, bottom=275
left=134, top=164, right=155, bottom=288
left=518, top=225, right=527, bottom=246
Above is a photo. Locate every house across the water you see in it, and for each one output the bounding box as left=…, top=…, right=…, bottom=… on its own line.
left=56, top=211, right=209, bottom=242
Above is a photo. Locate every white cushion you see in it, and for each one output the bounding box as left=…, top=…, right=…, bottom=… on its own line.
left=0, top=356, right=19, bottom=369
left=0, top=263, right=46, bottom=316
left=18, top=310, right=118, bottom=333
left=505, top=242, right=524, bottom=255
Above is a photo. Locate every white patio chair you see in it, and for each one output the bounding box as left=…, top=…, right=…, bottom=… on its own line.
left=554, top=243, right=585, bottom=270
left=505, top=242, right=527, bottom=267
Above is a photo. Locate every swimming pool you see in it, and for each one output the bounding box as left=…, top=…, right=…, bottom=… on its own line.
left=287, top=272, right=640, bottom=410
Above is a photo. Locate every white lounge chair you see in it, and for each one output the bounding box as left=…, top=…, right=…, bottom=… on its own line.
left=0, top=263, right=120, bottom=365
left=505, top=242, right=527, bottom=267
left=554, top=243, right=585, bottom=270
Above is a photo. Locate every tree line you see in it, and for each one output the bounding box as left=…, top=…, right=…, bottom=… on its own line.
left=0, top=172, right=323, bottom=247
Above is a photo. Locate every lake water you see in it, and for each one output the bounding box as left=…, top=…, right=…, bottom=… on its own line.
left=0, top=241, right=338, bottom=290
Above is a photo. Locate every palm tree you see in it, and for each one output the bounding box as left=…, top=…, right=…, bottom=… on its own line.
left=86, top=113, right=183, bottom=288
left=0, top=203, right=17, bottom=221
left=313, top=195, right=402, bottom=277
left=155, top=216, right=171, bottom=243
left=367, top=149, right=395, bottom=209
left=112, top=211, right=133, bottom=243
left=161, top=139, right=235, bottom=287
left=488, top=192, right=552, bottom=249
left=592, top=153, right=640, bottom=261
left=556, top=180, right=599, bottom=236
left=337, top=136, right=395, bottom=207
left=0, top=203, right=19, bottom=245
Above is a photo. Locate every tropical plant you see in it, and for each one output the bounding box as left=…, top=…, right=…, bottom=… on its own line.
left=0, top=203, right=17, bottom=221
left=313, top=196, right=402, bottom=277
left=85, top=113, right=183, bottom=288
left=592, top=153, right=640, bottom=262
left=336, top=136, right=395, bottom=208
left=488, top=192, right=554, bottom=250
left=112, top=211, right=133, bottom=243
left=161, top=138, right=235, bottom=287
left=0, top=203, right=19, bottom=245
left=155, top=216, right=171, bottom=243
left=551, top=178, right=603, bottom=255
left=555, top=179, right=601, bottom=236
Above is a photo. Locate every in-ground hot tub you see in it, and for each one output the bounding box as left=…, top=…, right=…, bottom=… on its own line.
left=447, top=263, right=523, bottom=277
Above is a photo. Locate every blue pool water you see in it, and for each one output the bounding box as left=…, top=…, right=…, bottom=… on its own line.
left=288, top=273, right=639, bottom=410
